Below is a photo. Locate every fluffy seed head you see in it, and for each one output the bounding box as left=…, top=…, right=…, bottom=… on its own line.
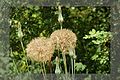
left=50, top=29, right=77, bottom=53
left=26, top=37, right=54, bottom=62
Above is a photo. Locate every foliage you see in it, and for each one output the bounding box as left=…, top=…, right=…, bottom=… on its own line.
left=9, top=5, right=111, bottom=75
left=75, top=62, right=86, bottom=72
left=83, top=29, right=111, bottom=73
left=83, top=29, right=112, bottom=44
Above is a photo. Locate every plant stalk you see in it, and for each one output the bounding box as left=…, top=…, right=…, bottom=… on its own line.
left=62, top=53, right=67, bottom=74
left=60, top=22, right=62, bottom=30
left=42, top=62, right=47, bottom=80
left=19, top=38, right=29, bottom=71
left=71, top=58, right=73, bottom=75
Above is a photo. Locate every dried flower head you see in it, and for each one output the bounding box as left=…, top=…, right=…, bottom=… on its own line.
left=26, top=37, right=54, bottom=62
left=50, top=29, right=77, bottom=53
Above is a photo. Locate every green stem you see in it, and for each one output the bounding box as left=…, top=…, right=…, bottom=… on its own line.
left=71, top=57, right=75, bottom=80
left=73, top=49, right=76, bottom=74
left=62, top=53, right=67, bottom=74
left=60, top=22, right=62, bottom=30
left=43, top=62, right=46, bottom=74
left=20, top=38, right=25, bottom=54
left=71, top=58, right=73, bottom=75
left=74, top=59, right=75, bottom=74
left=41, top=63, right=45, bottom=80
left=19, top=38, right=28, bottom=69
left=42, top=62, right=47, bottom=80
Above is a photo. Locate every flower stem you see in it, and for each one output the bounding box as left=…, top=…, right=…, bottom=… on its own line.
left=41, top=63, right=45, bottom=80
left=74, top=59, right=75, bottom=74
left=71, top=58, right=73, bottom=75
left=20, top=38, right=25, bottom=53
left=62, top=53, right=67, bottom=74
left=19, top=38, right=29, bottom=71
left=43, top=62, right=46, bottom=74
left=60, top=22, right=62, bottom=30
left=42, top=62, right=47, bottom=80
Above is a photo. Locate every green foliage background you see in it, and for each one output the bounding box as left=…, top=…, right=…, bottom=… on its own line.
left=9, top=5, right=111, bottom=75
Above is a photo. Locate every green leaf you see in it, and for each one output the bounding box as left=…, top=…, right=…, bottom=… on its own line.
left=91, top=54, right=99, bottom=60
left=96, top=46, right=101, bottom=52
left=75, top=62, right=86, bottom=71
left=89, top=29, right=96, bottom=35
left=32, top=14, right=37, bottom=18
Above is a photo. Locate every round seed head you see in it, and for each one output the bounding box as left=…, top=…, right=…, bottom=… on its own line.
left=50, top=29, right=77, bottom=53
left=26, top=37, right=54, bottom=62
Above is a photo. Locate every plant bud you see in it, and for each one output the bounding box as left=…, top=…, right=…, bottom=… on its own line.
left=73, top=54, right=77, bottom=59
left=58, top=12, right=63, bottom=23
left=69, top=48, right=74, bottom=57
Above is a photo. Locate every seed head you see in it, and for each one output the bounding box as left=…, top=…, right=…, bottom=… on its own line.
left=26, top=37, right=54, bottom=62
left=50, top=29, right=77, bottom=53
